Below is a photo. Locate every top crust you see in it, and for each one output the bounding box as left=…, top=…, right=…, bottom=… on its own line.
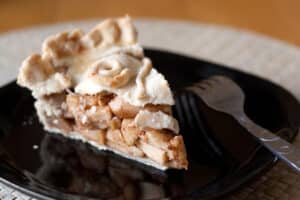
left=17, top=16, right=174, bottom=107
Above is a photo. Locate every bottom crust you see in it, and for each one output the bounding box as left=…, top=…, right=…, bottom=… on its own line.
left=46, top=127, right=168, bottom=171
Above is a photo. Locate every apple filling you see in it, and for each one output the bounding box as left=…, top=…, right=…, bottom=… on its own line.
left=38, top=92, right=188, bottom=169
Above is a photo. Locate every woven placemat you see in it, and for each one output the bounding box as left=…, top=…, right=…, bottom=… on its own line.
left=1, top=19, right=300, bottom=200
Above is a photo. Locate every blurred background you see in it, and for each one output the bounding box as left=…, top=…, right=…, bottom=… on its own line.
left=0, top=0, right=299, bottom=45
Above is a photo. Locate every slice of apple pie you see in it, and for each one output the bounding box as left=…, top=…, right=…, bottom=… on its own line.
left=17, top=16, right=188, bottom=170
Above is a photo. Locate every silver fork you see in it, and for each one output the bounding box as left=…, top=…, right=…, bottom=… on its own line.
left=186, top=75, right=300, bottom=173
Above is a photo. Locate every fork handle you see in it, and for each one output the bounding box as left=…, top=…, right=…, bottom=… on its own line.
left=236, top=114, right=300, bottom=173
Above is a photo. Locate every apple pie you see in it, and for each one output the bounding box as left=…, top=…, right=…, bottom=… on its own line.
left=17, top=16, right=188, bottom=170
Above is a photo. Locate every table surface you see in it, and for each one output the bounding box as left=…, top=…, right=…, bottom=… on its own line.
left=1, top=0, right=300, bottom=46
left=1, top=18, right=300, bottom=199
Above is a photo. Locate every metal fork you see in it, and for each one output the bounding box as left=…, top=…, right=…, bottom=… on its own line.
left=185, top=75, right=300, bottom=173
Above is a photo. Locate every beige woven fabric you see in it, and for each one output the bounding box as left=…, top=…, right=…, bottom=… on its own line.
left=0, top=19, right=300, bottom=200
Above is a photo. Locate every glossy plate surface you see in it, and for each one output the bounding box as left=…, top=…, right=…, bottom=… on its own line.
left=0, top=49, right=299, bottom=200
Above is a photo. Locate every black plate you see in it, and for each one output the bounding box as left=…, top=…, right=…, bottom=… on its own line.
left=0, top=49, right=299, bottom=200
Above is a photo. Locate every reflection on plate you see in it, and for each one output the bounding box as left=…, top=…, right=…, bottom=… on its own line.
left=0, top=49, right=299, bottom=199
left=37, top=134, right=181, bottom=199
